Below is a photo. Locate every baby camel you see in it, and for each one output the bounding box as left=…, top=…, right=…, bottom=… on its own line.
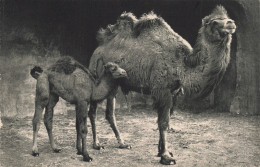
left=30, top=57, right=127, bottom=162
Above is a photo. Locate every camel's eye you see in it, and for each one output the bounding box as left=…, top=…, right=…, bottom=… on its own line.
left=212, top=21, right=218, bottom=26
left=111, top=66, right=117, bottom=72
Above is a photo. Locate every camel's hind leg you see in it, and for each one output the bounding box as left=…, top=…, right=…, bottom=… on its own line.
left=76, top=101, right=92, bottom=162
left=106, top=96, right=131, bottom=149
left=32, top=100, right=48, bottom=156
left=76, top=110, right=82, bottom=155
left=44, top=93, right=61, bottom=153
left=32, top=78, right=50, bottom=156
left=88, top=101, right=104, bottom=150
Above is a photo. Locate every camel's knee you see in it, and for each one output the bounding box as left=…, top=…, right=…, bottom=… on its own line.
left=79, top=124, right=88, bottom=138
left=43, top=115, right=53, bottom=130
left=81, top=127, right=88, bottom=136
left=89, top=102, right=97, bottom=114
left=88, top=110, right=96, bottom=120
left=77, top=117, right=88, bottom=136
left=32, top=118, right=41, bottom=131
left=32, top=109, right=44, bottom=131
left=158, top=111, right=170, bottom=130
left=36, top=96, right=49, bottom=109
left=44, top=108, right=54, bottom=123
left=158, top=121, right=169, bottom=130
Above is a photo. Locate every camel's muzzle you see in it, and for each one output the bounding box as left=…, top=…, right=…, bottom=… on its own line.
left=223, top=19, right=236, bottom=34
left=119, top=69, right=127, bottom=77
left=114, top=69, right=127, bottom=78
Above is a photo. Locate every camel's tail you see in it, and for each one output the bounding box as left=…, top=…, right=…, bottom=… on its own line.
left=30, top=66, right=43, bottom=79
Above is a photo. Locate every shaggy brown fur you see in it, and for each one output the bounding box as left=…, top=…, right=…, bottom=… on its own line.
left=97, top=12, right=138, bottom=45
left=89, top=6, right=236, bottom=165
left=30, top=57, right=127, bottom=162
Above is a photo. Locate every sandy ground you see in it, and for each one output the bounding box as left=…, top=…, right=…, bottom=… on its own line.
left=1, top=106, right=260, bottom=167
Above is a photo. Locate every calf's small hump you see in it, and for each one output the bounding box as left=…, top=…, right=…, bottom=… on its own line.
left=48, top=57, right=77, bottom=74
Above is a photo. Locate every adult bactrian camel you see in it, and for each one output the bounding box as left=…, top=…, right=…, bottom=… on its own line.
left=89, top=6, right=236, bottom=165
left=30, top=56, right=127, bottom=162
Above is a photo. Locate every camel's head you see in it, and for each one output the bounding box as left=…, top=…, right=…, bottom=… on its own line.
left=202, top=5, right=236, bottom=42
left=104, top=62, right=127, bottom=79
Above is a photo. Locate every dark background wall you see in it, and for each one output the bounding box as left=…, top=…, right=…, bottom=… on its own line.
left=2, top=0, right=240, bottom=65
left=0, top=0, right=259, bottom=116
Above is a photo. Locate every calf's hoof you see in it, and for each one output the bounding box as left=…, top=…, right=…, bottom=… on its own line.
left=119, top=144, right=132, bottom=149
left=83, top=155, right=93, bottom=162
left=32, top=152, right=39, bottom=157
left=93, top=144, right=105, bottom=150
left=53, top=148, right=62, bottom=153
left=160, top=154, right=176, bottom=165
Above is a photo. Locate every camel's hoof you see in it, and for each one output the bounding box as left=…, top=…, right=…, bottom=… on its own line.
left=160, top=154, right=176, bottom=165
left=32, top=152, right=39, bottom=157
left=157, top=152, right=173, bottom=157
left=119, top=144, right=132, bottom=149
left=83, top=155, right=93, bottom=162
left=93, top=145, right=105, bottom=150
left=53, top=148, right=62, bottom=153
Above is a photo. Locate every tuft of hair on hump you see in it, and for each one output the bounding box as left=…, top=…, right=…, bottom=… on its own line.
left=96, top=12, right=137, bottom=45
left=49, top=56, right=77, bottom=75
left=118, top=12, right=138, bottom=24
left=212, top=5, right=228, bottom=16
left=202, top=5, right=229, bottom=26
left=96, top=24, right=115, bottom=45
left=134, top=11, right=166, bottom=37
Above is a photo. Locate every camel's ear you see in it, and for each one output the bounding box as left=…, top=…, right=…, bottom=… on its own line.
left=103, top=64, right=108, bottom=70
left=202, top=16, right=210, bottom=26
left=96, top=58, right=105, bottom=78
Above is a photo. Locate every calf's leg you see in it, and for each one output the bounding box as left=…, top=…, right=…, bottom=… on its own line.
left=75, top=105, right=82, bottom=155
left=44, top=93, right=61, bottom=153
left=76, top=101, right=92, bottom=161
left=89, top=101, right=104, bottom=150
left=32, top=77, right=49, bottom=156
left=32, top=95, right=49, bottom=156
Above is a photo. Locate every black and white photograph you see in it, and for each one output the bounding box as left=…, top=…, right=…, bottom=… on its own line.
left=0, top=0, right=259, bottom=166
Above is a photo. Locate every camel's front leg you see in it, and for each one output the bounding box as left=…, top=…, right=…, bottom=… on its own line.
left=154, top=89, right=176, bottom=165
left=88, top=101, right=104, bottom=150
left=106, top=96, right=131, bottom=149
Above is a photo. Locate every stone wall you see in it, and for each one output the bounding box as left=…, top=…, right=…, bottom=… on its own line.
left=215, top=0, right=260, bottom=115
left=0, top=25, right=68, bottom=117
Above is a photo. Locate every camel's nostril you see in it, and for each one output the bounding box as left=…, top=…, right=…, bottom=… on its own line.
left=121, top=71, right=127, bottom=76
left=227, top=21, right=233, bottom=24
left=226, top=19, right=235, bottom=26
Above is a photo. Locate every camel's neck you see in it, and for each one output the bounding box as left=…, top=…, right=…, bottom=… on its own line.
left=183, top=28, right=232, bottom=99
left=91, top=73, right=118, bottom=101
